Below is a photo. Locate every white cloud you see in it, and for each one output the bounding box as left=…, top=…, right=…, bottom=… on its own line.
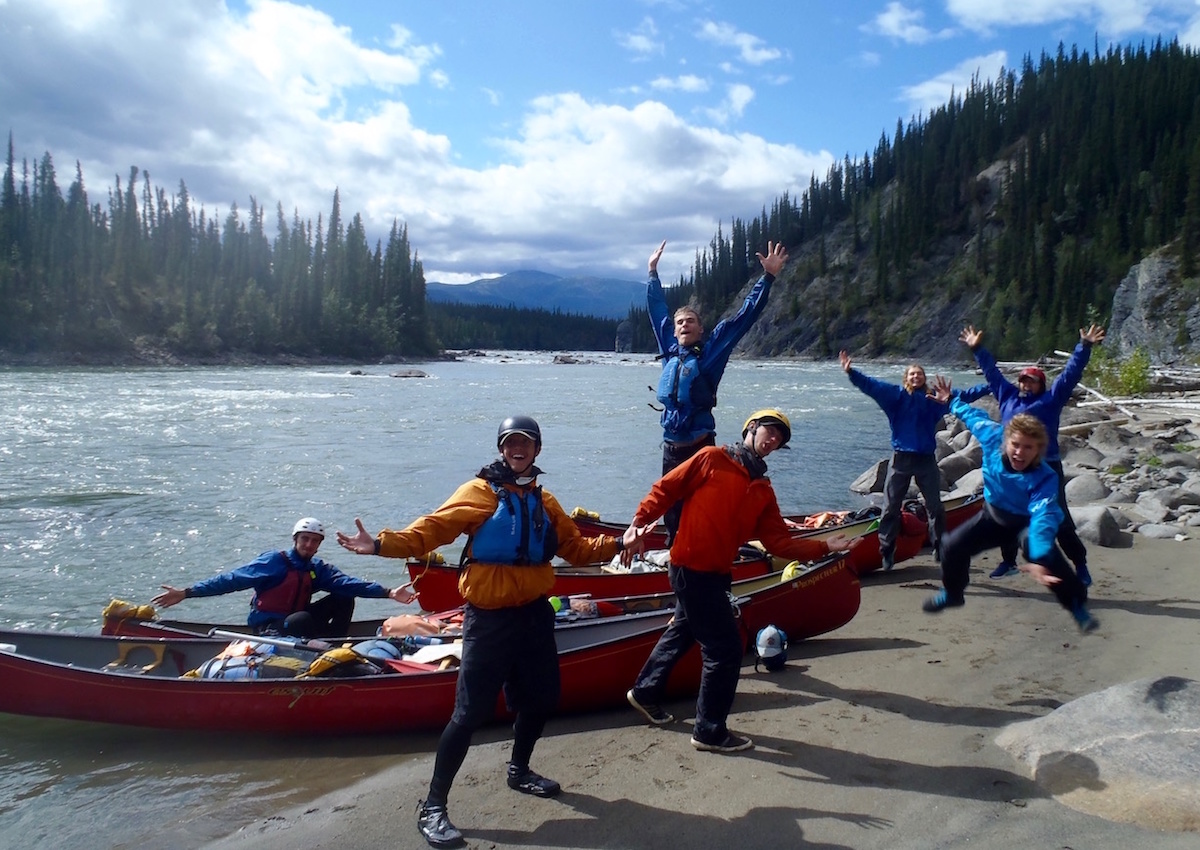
left=650, top=74, right=710, bottom=92
left=900, top=51, right=1009, bottom=116
left=617, top=16, right=661, bottom=58
left=0, top=0, right=830, bottom=282
left=696, top=20, right=784, bottom=66
left=946, top=0, right=1168, bottom=36
left=868, top=2, right=955, bottom=44
left=703, top=83, right=755, bottom=124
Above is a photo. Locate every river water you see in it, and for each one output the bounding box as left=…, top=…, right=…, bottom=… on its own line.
left=0, top=351, right=978, bottom=848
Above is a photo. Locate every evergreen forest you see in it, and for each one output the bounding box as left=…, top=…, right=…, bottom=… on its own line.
left=3, top=38, right=1200, bottom=362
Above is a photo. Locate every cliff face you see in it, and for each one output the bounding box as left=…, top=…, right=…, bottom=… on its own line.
left=1108, top=250, right=1200, bottom=366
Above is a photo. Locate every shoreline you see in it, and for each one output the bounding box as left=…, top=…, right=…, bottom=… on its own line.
left=200, top=535, right=1200, bottom=850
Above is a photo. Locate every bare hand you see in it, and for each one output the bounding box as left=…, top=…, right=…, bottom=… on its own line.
left=824, top=532, right=856, bottom=552
left=619, top=523, right=651, bottom=566
left=389, top=583, right=417, bottom=604
left=959, top=325, right=982, bottom=349
left=1018, top=563, right=1062, bottom=586
left=648, top=240, right=666, bottom=274
left=838, top=350, right=852, bottom=373
left=151, top=584, right=186, bottom=609
left=930, top=375, right=952, bottom=404
left=756, top=241, right=788, bottom=277
left=337, top=518, right=376, bottom=555
left=1080, top=324, right=1106, bottom=346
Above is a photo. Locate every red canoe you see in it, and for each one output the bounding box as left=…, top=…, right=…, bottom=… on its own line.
left=2, top=609, right=698, bottom=735
left=404, top=550, right=775, bottom=613
left=10, top=556, right=857, bottom=735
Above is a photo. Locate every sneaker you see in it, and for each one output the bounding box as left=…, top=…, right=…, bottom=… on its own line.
left=506, top=766, right=561, bottom=798
left=627, top=688, right=674, bottom=725
left=922, top=589, right=966, bottom=613
left=690, top=732, right=754, bottom=753
left=989, top=561, right=1018, bottom=579
left=417, top=800, right=464, bottom=849
left=1076, top=563, right=1093, bottom=588
left=1071, top=603, right=1099, bottom=633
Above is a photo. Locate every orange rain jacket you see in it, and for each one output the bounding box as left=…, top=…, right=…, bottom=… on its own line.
left=632, top=445, right=831, bottom=573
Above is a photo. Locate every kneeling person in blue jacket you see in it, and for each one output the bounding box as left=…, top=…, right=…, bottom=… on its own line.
left=152, top=517, right=414, bottom=637
left=922, top=379, right=1097, bottom=633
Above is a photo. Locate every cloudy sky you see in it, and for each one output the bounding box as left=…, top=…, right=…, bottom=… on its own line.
left=4, top=0, right=1200, bottom=284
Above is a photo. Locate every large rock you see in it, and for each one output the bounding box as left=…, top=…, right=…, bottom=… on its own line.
left=937, top=442, right=982, bottom=489
left=1065, top=471, right=1111, bottom=503
left=1071, top=505, right=1133, bottom=548
left=995, top=676, right=1200, bottom=830
left=849, top=460, right=888, bottom=495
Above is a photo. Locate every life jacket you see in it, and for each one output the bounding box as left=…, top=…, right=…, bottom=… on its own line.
left=656, top=346, right=716, bottom=430
left=252, top=551, right=314, bottom=617
left=466, top=482, right=559, bottom=566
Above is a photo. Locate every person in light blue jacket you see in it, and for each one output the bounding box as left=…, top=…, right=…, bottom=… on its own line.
left=647, top=239, right=785, bottom=544
left=840, top=351, right=989, bottom=570
left=960, top=323, right=1106, bottom=586
left=922, top=378, right=1097, bottom=633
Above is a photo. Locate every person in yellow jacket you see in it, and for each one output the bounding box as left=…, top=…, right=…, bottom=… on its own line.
left=337, top=415, right=639, bottom=850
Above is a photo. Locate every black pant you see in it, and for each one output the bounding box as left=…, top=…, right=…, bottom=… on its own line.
left=427, top=598, right=559, bottom=806
left=944, top=503, right=1087, bottom=611
left=880, top=451, right=944, bottom=558
left=661, top=435, right=715, bottom=546
left=1000, top=460, right=1087, bottom=568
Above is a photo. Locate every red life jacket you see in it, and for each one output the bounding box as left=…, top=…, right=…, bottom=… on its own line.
left=252, top=551, right=314, bottom=617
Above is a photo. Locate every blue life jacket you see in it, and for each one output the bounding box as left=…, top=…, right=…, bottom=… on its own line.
left=467, top=483, right=559, bottom=566
left=657, top=346, right=717, bottom=439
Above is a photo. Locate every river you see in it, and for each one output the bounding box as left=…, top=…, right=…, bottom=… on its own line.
left=0, top=351, right=978, bottom=848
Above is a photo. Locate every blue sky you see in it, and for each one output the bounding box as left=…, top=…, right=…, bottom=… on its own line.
left=4, top=1, right=1200, bottom=284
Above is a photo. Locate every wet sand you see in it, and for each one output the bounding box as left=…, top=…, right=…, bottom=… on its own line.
left=202, top=535, right=1200, bottom=850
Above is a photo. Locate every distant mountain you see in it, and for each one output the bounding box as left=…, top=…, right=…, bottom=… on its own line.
left=426, top=270, right=645, bottom=319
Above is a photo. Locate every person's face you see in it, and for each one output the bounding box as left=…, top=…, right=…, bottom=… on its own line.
left=1004, top=431, right=1043, bottom=471
left=500, top=433, right=539, bottom=476
left=293, top=531, right=323, bottom=558
left=746, top=422, right=786, bottom=457
left=1017, top=375, right=1042, bottom=396
left=904, top=366, right=926, bottom=391
left=673, top=311, right=703, bottom=347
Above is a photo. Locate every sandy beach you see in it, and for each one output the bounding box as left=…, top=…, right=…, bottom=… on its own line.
left=201, top=534, right=1200, bottom=850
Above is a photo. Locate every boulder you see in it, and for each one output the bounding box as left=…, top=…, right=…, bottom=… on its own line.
left=1137, top=523, right=1189, bottom=539
left=1065, top=472, right=1111, bottom=503
left=937, top=443, right=982, bottom=488
left=849, top=460, right=888, bottom=495
left=1062, top=445, right=1107, bottom=469
left=1071, top=505, right=1133, bottom=548
left=390, top=369, right=429, bottom=378
left=995, top=676, right=1200, bottom=831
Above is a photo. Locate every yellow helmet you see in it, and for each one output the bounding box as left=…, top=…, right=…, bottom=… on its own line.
left=742, top=409, right=792, bottom=446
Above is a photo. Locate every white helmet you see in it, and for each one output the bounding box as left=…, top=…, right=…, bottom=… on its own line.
left=292, top=517, right=325, bottom=538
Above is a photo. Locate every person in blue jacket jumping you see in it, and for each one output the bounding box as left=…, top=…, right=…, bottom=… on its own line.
left=152, top=516, right=414, bottom=637
left=840, top=351, right=988, bottom=570
left=960, top=323, right=1105, bottom=586
left=647, top=238, right=786, bottom=544
left=923, top=377, right=1097, bottom=633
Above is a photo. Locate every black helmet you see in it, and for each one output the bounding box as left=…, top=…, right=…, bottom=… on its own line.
left=497, top=415, right=542, bottom=449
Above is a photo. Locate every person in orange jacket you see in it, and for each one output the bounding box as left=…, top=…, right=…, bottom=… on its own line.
left=623, top=409, right=855, bottom=753
left=337, top=415, right=639, bottom=849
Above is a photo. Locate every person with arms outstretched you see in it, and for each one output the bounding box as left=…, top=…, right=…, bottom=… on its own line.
left=648, top=239, right=786, bottom=544
left=624, top=409, right=854, bottom=753
left=152, top=517, right=414, bottom=638
left=960, top=323, right=1105, bottom=586
left=922, top=377, right=1097, bottom=633
left=337, top=416, right=638, bottom=849
left=839, top=351, right=988, bottom=569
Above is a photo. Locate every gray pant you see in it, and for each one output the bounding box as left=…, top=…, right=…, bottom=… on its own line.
left=880, top=451, right=944, bottom=557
